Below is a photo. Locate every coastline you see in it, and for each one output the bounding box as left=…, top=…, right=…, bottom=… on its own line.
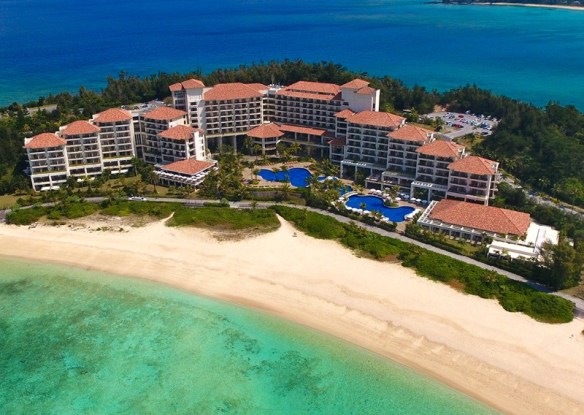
left=1, top=217, right=583, bottom=414
left=467, top=2, right=584, bottom=11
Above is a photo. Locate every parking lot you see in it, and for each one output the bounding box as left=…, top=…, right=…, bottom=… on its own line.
left=426, top=111, right=498, bottom=140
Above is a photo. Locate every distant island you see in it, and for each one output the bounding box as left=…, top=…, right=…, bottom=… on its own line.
left=441, top=0, right=584, bottom=9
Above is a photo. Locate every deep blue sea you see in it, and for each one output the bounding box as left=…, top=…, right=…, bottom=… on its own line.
left=0, top=0, right=583, bottom=109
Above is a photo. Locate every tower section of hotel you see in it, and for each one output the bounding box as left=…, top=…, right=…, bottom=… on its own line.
left=446, top=155, right=501, bottom=205
left=158, top=125, right=206, bottom=164
left=412, top=139, right=465, bottom=201
left=266, top=79, right=380, bottom=158
left=135, top=106, right=188, bottom=164
left=24, top=133, right=68, bottom=191
left=59, top=121, right=102, bottom=179
left=339, top=111, right=409, bottom=184
left=170, top=79, right=266, bottom=152
left=91, top=108, right=135, bottom=175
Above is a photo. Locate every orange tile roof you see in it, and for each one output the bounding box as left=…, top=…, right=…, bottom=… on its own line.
left=161, top=159, right=216, bottom=176
left=356, top=86, right=376, bottom=95
left=169, top=82, right=183, bottom=92
left=24, top=133, right=66, bottom=149
left=335, top=109, right=355, bottom=118
left=276, top=89, right=341, bottom=101
left=159, top=125, right=202, bottom=141
left=347, top=111, right=405, bottom=129
left=143, top=106, right=187, bottom=121
left=416, top=140, right=464, bottom=158
left=246, top=83, right=269, bottom=93
left=341, top=79, right=370, bottom=89
left=61, top=120, right=100, bottom=136
left=388, top=124, right=434, bottom=142
left=94, top=108, right=133, bottom=124
left=279, top=124, right=328, bottom=136
left=448, top=155, right=498, bottom=175
left=285, top=81, right=341, bottom=95
left=328, top=137, right=346, bottom=146
left=429, top=200, right=530, bottom=236
left=181, top=78, right=205, bottom=89
left=204, top=83, right=263, bottom=101
left=247, top=123, right=284, bottom=139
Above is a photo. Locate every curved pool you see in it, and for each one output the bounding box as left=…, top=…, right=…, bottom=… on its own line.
left=345, top=195, right=415, bottom=222
left=258, top=168, right=312, bottom=187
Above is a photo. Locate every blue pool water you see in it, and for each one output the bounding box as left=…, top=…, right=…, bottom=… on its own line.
left=258, top=168, right=312, bottom=187
left=346, top=195, right=415, bottom=222
left=318, top=176, right=353, bottom=195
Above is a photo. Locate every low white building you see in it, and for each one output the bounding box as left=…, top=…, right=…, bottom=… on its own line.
left=155, top=159, right=217, bottom=189
left=417, top=199, right=559, bottom=261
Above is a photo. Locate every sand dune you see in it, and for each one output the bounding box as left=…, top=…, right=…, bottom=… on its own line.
left=1, top=216, right=583, bottom=414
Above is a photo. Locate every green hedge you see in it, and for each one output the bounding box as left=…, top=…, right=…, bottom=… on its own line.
left=168, top=207, right=280, bottom=232
left=272, top=205, right=574, bottom=324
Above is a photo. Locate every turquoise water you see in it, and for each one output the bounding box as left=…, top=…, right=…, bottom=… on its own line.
left=0, top=257, right=498, bottom=414
left=346, top=195, right=416, bottom=221
left=0, top=0, right=583, bottom=108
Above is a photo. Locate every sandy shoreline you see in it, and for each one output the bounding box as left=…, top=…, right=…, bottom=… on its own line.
left=470, top=2, right=584, bottom=11
left=1, top=217, right=583, bottom=414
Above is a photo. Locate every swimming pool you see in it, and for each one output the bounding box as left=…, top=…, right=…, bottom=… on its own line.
left=258, top=167, right=312, bottom=187
left=345, top=195, right=415, bottom=222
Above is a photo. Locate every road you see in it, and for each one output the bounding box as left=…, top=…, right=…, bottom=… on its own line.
left=2, top=197, right=583, bottom=318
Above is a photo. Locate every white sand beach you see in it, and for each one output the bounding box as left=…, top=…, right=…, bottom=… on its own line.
left=473, top=2, right=584, bottom=11
left=1, top=217, right=583, bottom=414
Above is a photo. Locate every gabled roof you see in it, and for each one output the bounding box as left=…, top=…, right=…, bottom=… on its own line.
left=356, top=86, right=376, bottom=95
left=429, top=200, right=531, bottom=237
left=285, top=81, right=341, bottom=95
left=61, top=120, right=100, bottom=136
left=204, top=83, right=263, bottom=101
left=247, top=123, right=284, bottom=139
left=181, top=78, right=205, bottom=89
left=388, top=124, right=434, bottom=142
left=341, top=79, right=370, bottom=89
left=347, top=111, right=405, bottom=129
left=335, top=109, right=355, bottom=119
left=328, top=137, right=346, bottom=146
left=93, top=108, right=133, bottom=124
left=169, top=79, right=206, bottom=92
left=160, top=159, right=216, bottom=176
left=24, top=133, right=66, bottom=149
left=159, top=125, right=202, bottom=141
left=246, top=83, right=269, bottom=93
left=448, top=155, right=498, bottom=175
left=279, top=124, right=328, bottom=136
left=143, top=106, right=187, bottom=121
left=417, top=140, right=464, bottom=159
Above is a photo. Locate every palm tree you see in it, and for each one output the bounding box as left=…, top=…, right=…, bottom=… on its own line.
left=252, top=168, right=260, bottom=180
left=280, top=182, right=291, bottom=200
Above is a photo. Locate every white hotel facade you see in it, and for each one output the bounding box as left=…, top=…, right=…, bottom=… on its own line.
left=25, top=77, right=500, bottom=205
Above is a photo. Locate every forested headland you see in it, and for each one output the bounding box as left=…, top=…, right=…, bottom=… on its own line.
left=1, top=59, right=583, bottom=210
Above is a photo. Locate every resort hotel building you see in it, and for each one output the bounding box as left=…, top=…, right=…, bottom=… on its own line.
left=25, top=76, right=499, bottom=206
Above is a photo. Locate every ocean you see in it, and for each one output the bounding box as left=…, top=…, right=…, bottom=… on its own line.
left=0, top=0, right=583, bottom=109
left=0, top=257, right=497, bottom=414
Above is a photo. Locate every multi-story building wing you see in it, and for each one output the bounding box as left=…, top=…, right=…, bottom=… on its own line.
left=92, top=108, right=135, bottom=174
left=341, top=111, right=405, bottom=182
left=201, top=83, right=266, bottom=143
left=59, top=121, right=102, bottom=179
left=412, top=139, right=465, bottom=200
left=137, top=106, right=188, bottom=164
left=24, top=133, right=68, bottom=191
left=158, top=125, right=206, bottom=164
left=170, top=78, right=207, bottom=127
left=446, top=156, right=500, bottom=205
